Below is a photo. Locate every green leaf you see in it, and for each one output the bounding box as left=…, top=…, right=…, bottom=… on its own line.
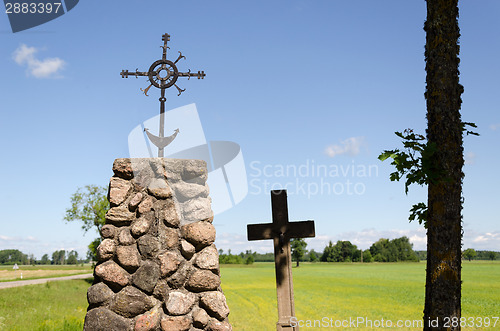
left=378, top=151, right=397, bottom=161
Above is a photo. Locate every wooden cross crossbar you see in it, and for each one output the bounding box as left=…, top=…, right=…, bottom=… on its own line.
left=247, top=190, right=315, bottom=331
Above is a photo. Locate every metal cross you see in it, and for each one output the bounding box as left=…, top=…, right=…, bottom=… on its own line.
left=247, top=190, right=315, bottom=331
left=120, top=33, right=205, bottom=157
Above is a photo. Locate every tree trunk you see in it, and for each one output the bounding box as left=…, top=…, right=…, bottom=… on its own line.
left=423, top=0, right=464, bottom=330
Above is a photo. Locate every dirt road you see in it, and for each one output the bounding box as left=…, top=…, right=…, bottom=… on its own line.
left=0, top=273, right=93, bottom=289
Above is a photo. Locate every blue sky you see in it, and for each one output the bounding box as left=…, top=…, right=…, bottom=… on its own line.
left=1, top=1, right=499, bottom=259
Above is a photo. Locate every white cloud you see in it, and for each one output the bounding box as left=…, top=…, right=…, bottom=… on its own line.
left=12, top=44, right=65, bottom=78
left=325, top=136, right=365, bottom=158
left=464, top=152, right=476, bottom=165
left=468, top=231, right=500, bottom=250
left=490, top=123, right=500, bottom=131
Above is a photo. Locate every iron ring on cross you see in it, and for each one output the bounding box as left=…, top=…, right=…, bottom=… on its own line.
left=148, top=59, right=179, bottom=89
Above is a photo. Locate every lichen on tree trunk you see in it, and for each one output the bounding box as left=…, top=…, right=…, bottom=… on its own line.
left=423, top=0, right=464, bottom=330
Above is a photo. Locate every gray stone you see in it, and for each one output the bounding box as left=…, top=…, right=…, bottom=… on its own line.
left=106, top=205, right=135, bottom=225
left=116, top=245, right=141, bottom=270
left=192, top=308, right=210, bottom=329
left=132, top=261, right=160, bottom=293
left=109, top=177, right=132, bottom=206
left=200, top=291, right=230, bottom=321
left=95, top=260, right=129, bottom=288
left=101, top=224, right=115, bottom=239
left=131, top=214, right=153, bottom=237
left=83, top=307, right=132, bottom=331
left=159, top=225, right=179, bottom=250
left=87, top=282, right=114, bottom=305
left=167, top=262, right=192, bottom=289
left=163, top=159, right=207, bottom=184
left=158, top=251, right=182, bottom=277
left=113, top=158, right=134, bottom=180
left=180, top=239, right=196, bottom=260
left=128, top=192, right=143, bottom=210
left=165, top=290, right=196, bottom=315
left=152, top=279, right=169, bottom=301
left=154, top=199, right=180, bottom=227
left=137, top=234, right=161, bottom=259
left=171, top=181, right=208, bottom=202
left=181, top=221, right=216, bottom=250
left=118, top=228, right=135, bottom=246
left=138, top=195, right=154, bottom=214
left=207, top=319, right=232, bottom=331
left=181, top=198, right=214, bottom=225
left=148, top=178, right=172, bottom=199
left=194, top=245, right=219, bottom=270
left=186, top=270, right=220, bottom=292
left=160, top=315, right=191, bottom=331
left=177, top=159, right=207, bottom=183
left=134, top=304, right=162, bottom=331
left=110, top=286, right=154, bottom=318
left=97, top=238, right=116, bottom=261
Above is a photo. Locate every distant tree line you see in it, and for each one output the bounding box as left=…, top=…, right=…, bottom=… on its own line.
left=218, top=249, right=255, bottom=265
left=462, top=248, right=499, bottom=261
left=318, top=236, right=419, bottom=263
left=0, top=249, right=85, bottom=265
left=220, top=236, right=475, bottom=265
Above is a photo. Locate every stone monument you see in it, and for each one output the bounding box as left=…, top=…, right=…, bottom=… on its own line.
left=83, top=158, right=232, bottom=331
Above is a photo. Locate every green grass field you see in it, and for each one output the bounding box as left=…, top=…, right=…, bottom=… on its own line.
left=0, top=262, right=498, bottom=330
left=223, top=261, right=500, bottom=330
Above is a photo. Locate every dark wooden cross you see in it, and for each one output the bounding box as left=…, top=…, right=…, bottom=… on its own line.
left=120, top=33, right=205, bottom=157
left=247, top=190, right=315, bottom=331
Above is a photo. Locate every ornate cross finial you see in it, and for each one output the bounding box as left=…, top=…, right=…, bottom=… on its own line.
left=120, top=33, right=205, bottom=157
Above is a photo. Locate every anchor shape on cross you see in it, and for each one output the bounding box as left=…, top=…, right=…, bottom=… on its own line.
left=120, top=33, right=205, bottom=157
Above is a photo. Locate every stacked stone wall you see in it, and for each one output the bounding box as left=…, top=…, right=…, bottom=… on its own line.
left=83, top=158, right=231, bottom=331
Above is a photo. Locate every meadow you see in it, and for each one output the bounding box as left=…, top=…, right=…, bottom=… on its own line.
left=0, top=262, right=498, bottom=330
left=0, top=264, right=92, bottom=282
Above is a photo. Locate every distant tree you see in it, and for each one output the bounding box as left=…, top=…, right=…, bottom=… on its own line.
left=392, top=236, right=419, bottom=262
left=245, top=255, right=254, bottom=265
left=52, top=250, right=66, bottom=265
left=40, top=254, right=50, bottom=265
left=64, top=185, right=109, bottom=261
left=87, top=238, right=102, bottom=263
left=463, top=248, right=476, bottom=262
left=369, top=237, right=418, bottom=262
left=321, top=241, right=335, bottom=262
left=291, top=238, right=307, bottom=267
left=67, top=250, right=78, bottom=265
left=488, top=251, right=497, bottom=261
left=321, top=241, right=358, bottom=262
left=370, top=239, right=392, bottom=262
left=0, top=249, right=27, bottom=265
left=362, top=250, right=373, bottom=263
left=334, top=241, right=358, bottom=262
left=309, top=250, right=318, bottom=262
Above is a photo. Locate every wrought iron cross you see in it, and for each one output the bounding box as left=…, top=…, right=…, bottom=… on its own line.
left=120, top=33, right=205, bottom=157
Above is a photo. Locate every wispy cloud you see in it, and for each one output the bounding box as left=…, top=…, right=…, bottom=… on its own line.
left=325, top=136, right=365, bottom=158
left=490, top=123, right=500, bottom=131
left=469, top=231, right=500, bottom=250
left=465, top=152, right=476, bottom=165
left=12, top=44, right=65, bottom=78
